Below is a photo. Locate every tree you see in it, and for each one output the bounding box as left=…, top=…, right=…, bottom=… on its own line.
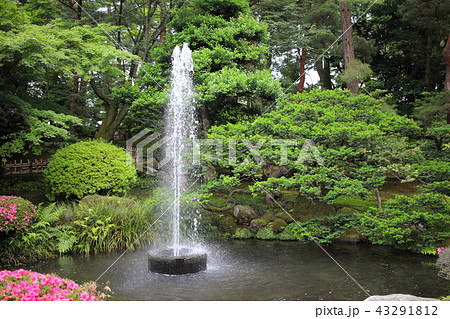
left=0, top=1, right=82, bottom=158
left=158, top=0, right=282, bottom=136
left=15, top=0, right=182, bottom=141
left=359, top=0, right=450, bottom=114
left=201, top=90, right=421, bottom=215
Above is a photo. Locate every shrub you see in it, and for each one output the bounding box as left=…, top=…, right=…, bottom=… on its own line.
left=0, top=196, right=36, bottom=232
left=232, top=227, right=253, bottom=239
left=44, top=140, right=137, bottom=199
left=0, top=269, right=105, bottom=301
left=255, top=226, right=276, bottom=240
left=64, top=196, right=158, bottom=253
left=2, top=203, right=76, bottom=267
left=358, top=193, right=450, bottom=253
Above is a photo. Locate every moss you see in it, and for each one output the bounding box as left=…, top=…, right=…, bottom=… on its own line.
left=275, top=211, right=293, bottom=223
left=232, top=227, right=253, bottom=239
left=334, top=196, right=377, bottom=212
left=255, top=226, right=276, bottom=240
left=261, top=212, right=276, bottom=222
left=249, top=218, right=269, bottom=233
left=209, top=213, right=237, bottom=234
left=271, top=218, right=287, bottom=233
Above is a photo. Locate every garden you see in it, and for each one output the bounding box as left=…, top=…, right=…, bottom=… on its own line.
left=1, top=0, right=450, bottom=302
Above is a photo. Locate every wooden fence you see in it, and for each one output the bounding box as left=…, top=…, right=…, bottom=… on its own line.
left=1, top=158, right=50, bottom=175
left=1, top=148, right=140, bottom=175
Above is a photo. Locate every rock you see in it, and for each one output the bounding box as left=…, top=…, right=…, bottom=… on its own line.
left=249, top=218, right=269, bottom=233
left=332, top=228, right=364, bottom=244
left=233, top=205, right=257, bottom=225
left=271, top=218, right=288, bottom=233
left=365, top=294, right=438, bottom=301
left=436, top=248, right=450, bottom=280
left=261, top=212, right=276, bottom=222
left=275, top=211, right=294, bottom=223
left=209, top=213, right=237, bottom=234
left=293, top=195, right=336, bottom=222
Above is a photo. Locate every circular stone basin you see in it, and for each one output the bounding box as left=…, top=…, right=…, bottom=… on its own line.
left=148, top=248, right=207, bottom=275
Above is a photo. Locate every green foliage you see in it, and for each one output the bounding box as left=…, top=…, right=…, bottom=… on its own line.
left=0, top=95, right=82, bottom=158
left=232, top=227, right=253, bottom=239
left=286, top=213, right=357, bottom=244
left=205, top=90, right=420, bottom=204
left=360, top=0, right=450, bottom=113
left=358, top=193, right=450, bottom=253
left=0, top=203, right=74, bottom=266
left=44, top=140, right=137, bottom=199
left=163, top=0, right=281, bottom=129
left=0, top=196, right=158, bottom=267
left=67, top=197, right=157, bottom=254
left=255, top=226, right=276, bottom=240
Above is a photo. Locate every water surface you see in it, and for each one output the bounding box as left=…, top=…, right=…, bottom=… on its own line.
left=28, top=240, right=448, bottom=301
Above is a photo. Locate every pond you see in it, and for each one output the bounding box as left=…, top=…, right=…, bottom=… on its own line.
left=27, top=240, right=448, bottom=301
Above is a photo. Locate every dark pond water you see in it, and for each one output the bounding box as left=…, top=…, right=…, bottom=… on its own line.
left=27, top=240, right=448, bottom=301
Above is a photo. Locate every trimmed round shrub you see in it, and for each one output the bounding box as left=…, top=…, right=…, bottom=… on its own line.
left=45, top=140, right=137, bottom=199
left=0, top=196, right=36, bottom=232
left=0, top=269, right=105, bottom=301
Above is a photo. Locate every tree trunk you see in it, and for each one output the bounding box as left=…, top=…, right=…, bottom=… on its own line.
left=77, top=0, right=82, bottom=20
left=94, top=102, right=130, bottom=141
left=444, top=31, right=450, bottom=124
left=69, top=72, right=79, bottom=134
left=425, top=31, right=432, bottom=92
left=200, top=104, right=210, bottom=138
left=375, top=189, right=382, bottom=209
left=298, top=48, right=307, bottom=93
left=90, top=79, right=130, bottom=141
left=315, top=57, right=333, bottom=90
left=339, top=1, right=359, bottom=94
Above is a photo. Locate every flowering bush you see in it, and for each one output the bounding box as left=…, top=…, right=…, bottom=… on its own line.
left=0, top=196, right=36, bottom=232
left=0, top=269, right=104, bottom=301
left=438, top=247, right=445, bottom=255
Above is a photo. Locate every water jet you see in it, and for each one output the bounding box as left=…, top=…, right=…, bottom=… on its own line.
left=148, top=43, right=206, bottom=274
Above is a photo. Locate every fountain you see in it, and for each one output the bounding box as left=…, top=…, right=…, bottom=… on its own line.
left=148, top=43, right=207, bottom=275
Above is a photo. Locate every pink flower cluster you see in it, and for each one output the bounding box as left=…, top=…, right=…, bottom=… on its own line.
left=0, top=269, right=102, bottom=301
left=0, top=196, right=36, bottom=232
left=437, top=247, right=445, bottom=255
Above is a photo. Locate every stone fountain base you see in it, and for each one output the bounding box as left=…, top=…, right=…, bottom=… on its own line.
left=148, top=248, right=207, bottom=275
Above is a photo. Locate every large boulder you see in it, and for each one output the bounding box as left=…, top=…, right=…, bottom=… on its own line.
left=436, top=248, right=450, bottom=280
left=271, top=218, right=288, bottom=233
left=233, top=205, right=257, bottom=225
left=293, top=195, right=336, bottom=223
left=275, top=211, right=294, bottom=223
left=365, top=294, right=438, bottom=301
left=249, top=218, right=269, bottom=233
left=332, top=228, right=365, bottom=244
